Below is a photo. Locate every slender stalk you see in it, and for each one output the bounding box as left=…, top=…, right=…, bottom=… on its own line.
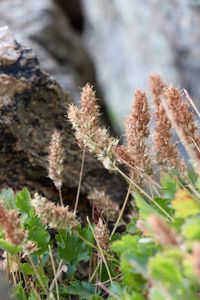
left=58, top=187, right=63, bottom=207
left=98, top=282, right=121, bottom=300
left=48, top=245, right=59, bottom=300
left=110, top=179, right=132, bottom=239
left=89, top=258, right=102, bottom=282
left=28, top=255, right=50, bottom=298
left=184, top=89, right=200, bottom=120
left=113, top=163, right=173, bottom=221
left=74, top=148, right=86, bottom=215
left=87, top=217, right=113, bottom=283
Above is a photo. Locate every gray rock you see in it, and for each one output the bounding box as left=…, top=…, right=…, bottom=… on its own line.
left=82, top=0, right=200, bottom=131
left=0, top=0, right=94, bottom=100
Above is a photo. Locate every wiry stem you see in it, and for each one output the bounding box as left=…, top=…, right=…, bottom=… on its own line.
left=74, top=148, right=86, bottom=215
left=110, top=178, right=132, bottom=239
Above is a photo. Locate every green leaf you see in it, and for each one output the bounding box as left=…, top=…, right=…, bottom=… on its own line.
left=14, top=282, right=27, bottom=300
left=182, top=217, right=200, bottom=240
left=20, top=263, right=34, bottom=275
left=148, top=252, right=183, bottom=285
left=78, top=225, right=94, bottom=255
left=56, top=230, right=90, bottom=271
left=112, top=235, right=139, bottom=255
left=110, top=283, right=145, bottom=300
left=172, top=190, right=200, bottom=219
left=16, top=188, right=31, bottom=214
left=0, top=188, right=16, bottom=209
left=66, top=281, right=96, bottom=299
left=133, top=193, right=158, bottom=220
left=28, top=225, right=50, bottom=255
left=0, top=239, right=21, bottom=255
left=160, top=174, right=177, bottom=200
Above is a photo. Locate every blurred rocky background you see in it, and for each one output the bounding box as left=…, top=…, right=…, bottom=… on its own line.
left=1, top=0, right=200, bottom=133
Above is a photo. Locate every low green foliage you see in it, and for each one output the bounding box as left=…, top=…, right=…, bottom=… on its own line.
left=1, top=170, right=200, bottom=299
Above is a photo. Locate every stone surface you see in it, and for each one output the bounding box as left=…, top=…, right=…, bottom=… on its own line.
left=82, top=0, right=200, bottom=131
left=0, top=27, right=125, bottom=208
left=0, top=0, right=95, bottom=101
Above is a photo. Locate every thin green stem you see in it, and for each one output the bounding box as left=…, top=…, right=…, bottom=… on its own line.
left=58, top=186, right=63, bottom=207
left=87, top=217, right=113, bottom=283
left=74, top=148, right=86, bottom=215
left=110, top=179, right=132, bottom=239
left=113, top=164, right=173, bottom=221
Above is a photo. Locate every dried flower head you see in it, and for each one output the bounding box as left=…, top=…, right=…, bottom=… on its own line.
left=22, top=240, right=38, bottom=257
left=166, top=86, right=200, bottom=160
left=0, top=202, right=25, bottom=245
left=88, top=189, right=119, bottom=221
left=115, top=90, right=151, bottom=184
left=150, top=74, right=184, bottom=170
left=48, top=130, right=64, bottom=189
left=68, top=83, right=118, bottom=169
left=147, top=215, right=179, bottom=246
left=32, top=193, right=78, bottom=230
left=94, top=218, right=109, bottom=250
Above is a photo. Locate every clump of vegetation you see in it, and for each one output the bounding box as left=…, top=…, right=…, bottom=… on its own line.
left=1, top=75, right=200, bottom=299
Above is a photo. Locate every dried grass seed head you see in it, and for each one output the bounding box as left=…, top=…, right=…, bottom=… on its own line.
left=32, top=193, right=79, bottom=230
left=0, top=202, right=25, bottom=245
left=94, top=218, right=110, bottom=250
left=48, top=130, right=64, bottom=189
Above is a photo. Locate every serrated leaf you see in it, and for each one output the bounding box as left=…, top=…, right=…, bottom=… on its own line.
left=28, top=225, right=50, bottom=255
left=16, top=188, right=31, bottom=214
left=56, top=231, right=90, bottom=270
left=66, top=281, right=96, bottom=299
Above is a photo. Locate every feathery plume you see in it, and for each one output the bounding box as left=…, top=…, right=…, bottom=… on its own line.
left=31, top=193, right=78, bottom=230
left=48, top=130, right=64, bottom=189
left=0, top=203, right=25, bottom=245
left=147, top=215, right=179, bottom=246
left=166, top=86, right=200, bottom=160
left=150, top=75, right=183, bottom=170
left=115, top=90, right=151, bottom=182
left=88, top=189, right=119, bottom=221
left=68, top=83, right=118, bottom=169
left=94, top=218, right=109, bottom=250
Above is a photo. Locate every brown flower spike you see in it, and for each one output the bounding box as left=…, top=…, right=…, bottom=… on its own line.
left=0, top=203, right=25, bottom=245
left=150, top=74, right=183, bottom=170
left=68, top=83, right=118, bottom=169
left=48, top=130, right=64, bottom=189
left=94, top=218, right=110, bottom=250
left=115, top=89, right=151, bottom=184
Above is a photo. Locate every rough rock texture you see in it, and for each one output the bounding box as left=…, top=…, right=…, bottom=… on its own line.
left=0, top=0, right=95, bottom=101
left=82, top=0, right=200, bottom=131
left=0, top=27, right=125, bottom=208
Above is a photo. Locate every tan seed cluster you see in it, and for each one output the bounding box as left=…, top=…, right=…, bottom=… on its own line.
left=32, top=193, right=78, bottom=230
left=68, top=83, right=118, bottom=170
left=0, top=202, right=25, bottom=245
left=94, top=218, right=110, bottom=250
left=48, top=130, right=64, bottom=189
left=150, top=74, right=183, bottom=170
